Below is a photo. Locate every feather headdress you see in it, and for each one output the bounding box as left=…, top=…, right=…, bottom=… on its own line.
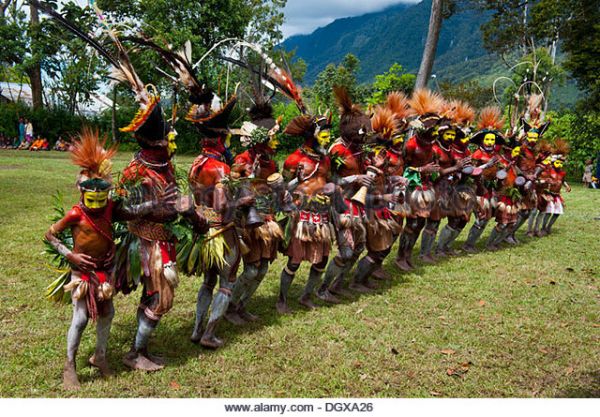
left=521, top=93, right=550, bottom=137
left=371, top=106, right=397, bottom=141
left=552, top=138, right=570, bottom=159
left=470, top=106, right=506, bottom=146
left=29, top=0, right=168, bottom=147
left=386, top=91, right=411, bottom=121
left=451, top=100, right=475, bottom=126
left=407, top=89, right=443, bottom=131
left=477, top=106, right=505, bottom=131
left=71, top=127, right=117, bottom=188
left=407, top=89, right=444, bottom=118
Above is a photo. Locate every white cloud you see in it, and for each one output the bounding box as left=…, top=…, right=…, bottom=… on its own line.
left=282, top=0, right=420, bottom=38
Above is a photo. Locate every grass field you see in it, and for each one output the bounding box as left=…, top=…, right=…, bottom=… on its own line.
left=0, top=150, right=598, bottom=398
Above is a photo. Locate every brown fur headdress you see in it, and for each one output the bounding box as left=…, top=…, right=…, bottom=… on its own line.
left=334, top=86, right=372, bottom=146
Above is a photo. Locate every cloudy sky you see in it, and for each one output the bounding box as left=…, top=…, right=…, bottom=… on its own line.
left=281, top=0, right=420, bottom=38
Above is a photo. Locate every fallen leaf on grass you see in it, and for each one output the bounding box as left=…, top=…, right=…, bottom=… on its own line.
left=565, top=367, right=574, bottom=376
left=169, top=381, right=181, bottom=389
left=565, top=267, right=574, bottom=272
left=447, top=361, right=472, bottom=377
left=430, top=391, right=442, bottom=396
left=359, top=373, right=368, bottom=381
left=538, top=347, right=549, bottom=354
left=440, top=349, right=456, bottom=356
left=593, top=324, right=600, bottom=328
left=478, top=300, right=486, bottom=307
left=391, top=347, right=399, bottom=355
left=355, top=308, right=364, bottom=315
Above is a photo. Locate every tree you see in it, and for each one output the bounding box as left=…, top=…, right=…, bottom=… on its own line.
left=415, top=0, right=443, bottom=89
left=311, top=53, right=362, bottom=111
left=367, top=63, right=415, bottom=106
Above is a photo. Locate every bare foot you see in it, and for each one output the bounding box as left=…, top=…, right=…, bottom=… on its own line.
left=298, top=295, right=317, bottom=310
left=371, top=266, right=390, bottom=281
left=329, top=285, right=353, bottom=299
left=200, top=334, right=224, bottom=349
left=63, top=361, right=80, bottom=390
left=276, top=300, right=292, bottom=314
left=349, top=282, right=371, bottom=294
left=419, top=254, right=436, bottom=264
left=88, top=354, right=113, bottom=377
left=394, top=258, right=413, bottom=272
left=224, top=311, right=247, bottom=326
left=316, top=289, right=340, bottom=304
left=237, top=308, right=259, bottom=323
left=122, top=352, right=164, bottom=372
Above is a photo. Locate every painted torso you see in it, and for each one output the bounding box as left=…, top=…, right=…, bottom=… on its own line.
left=283, top=147, right=330, bottom=201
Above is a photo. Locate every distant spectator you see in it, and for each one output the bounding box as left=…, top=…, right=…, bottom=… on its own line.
left=17, top=117, right=25, bottom=147
left=53, top=136, right=70, bottom=151
left=25, top=119, right=33, bottom=142
left=30, top=135, right=49, bottom=151
left=583, top=159, right=594, bottom=188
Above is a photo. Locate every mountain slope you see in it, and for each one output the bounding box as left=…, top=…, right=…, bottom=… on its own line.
left=282, top=0, right=490, bottom=84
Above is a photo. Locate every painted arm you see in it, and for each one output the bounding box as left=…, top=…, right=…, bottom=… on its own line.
left=45, top=210, right=95, bottom=271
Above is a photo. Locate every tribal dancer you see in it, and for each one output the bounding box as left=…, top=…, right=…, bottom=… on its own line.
left=319, top=86, right=377, bottom=297
left=369, top=92, right=412, bottom=280
left=419, top=101, right=473, bottom=263
left=507, top=95, right=550, bottom=243
left=462, top=107, right=505, bottom=253
left=349, top=105, right=406, bottom=289
left=435, top=100, right=477, bottom=257
left=485, top=135, right=525, bottom=250
left=225, top=103, right=293, bottom=325
left=29, top=0, right=204, bottom=373
left=394, top=89, right=443, bottom=271
left=45, top=130, right=174, bottom=388
left=186, top=93, right=248, bottom=348
left=534, top=140, right=571, bottom=236
left=278, top=111, right=335, bottom=312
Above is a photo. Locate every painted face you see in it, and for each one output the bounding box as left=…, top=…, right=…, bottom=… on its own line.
left=553, top=160, right=563, bottom=169
left=511, top=146, right=521, bottom=158
left=542, top=156, right=552, bottom=165
left=442, top=129, right=456, bottom=143
left=392, top=133, right=404, bottom=148
left=483, top=133, right=496, bottom=149
left=167, top=131, right=177, bottom=157
left=83, top=190, right=109, bottom=210
left=316, top=129, right=332, bottom=147
left=460, top=135, right=470, bottom=145
left=526, top=131, right=539, bottom=145
left=268, top=135, right=280, bottom=151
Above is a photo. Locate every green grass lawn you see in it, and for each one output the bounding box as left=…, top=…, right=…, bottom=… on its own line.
left=0, top=150, right=598, bottom=398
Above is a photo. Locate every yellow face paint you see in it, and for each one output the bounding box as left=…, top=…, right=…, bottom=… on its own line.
left=542, top=156, right=552, bottom=165
left=553, top=160, right=563, bottom=169
left=167, top=131, right=177, bottom=157
left=442, top=129, right=456, bottom=143
left=483, top=133, right=496, bottom=148
left=526, top=131, right=539, bottom=144
left=268, top=135, right=280, bottom=151
left=225, top=133, right=232, bottom=148
left=392, top=134, right=404, bottom=147
left=83, top=191, right=109, bottom=209
left=316, top=129, right=331, bottom=147
left=460, top=135, right=470, bottom=145
left=511, top=146, right=521, bottom=158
